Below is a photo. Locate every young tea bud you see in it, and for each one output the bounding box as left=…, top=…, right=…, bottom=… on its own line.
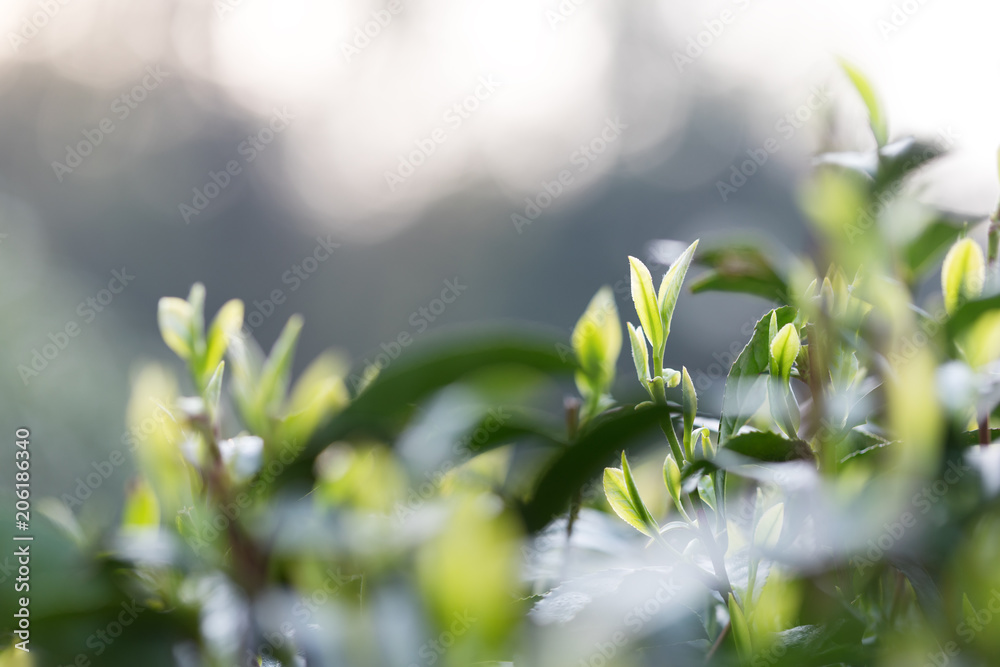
left=942, top=238, right=985, bottom=315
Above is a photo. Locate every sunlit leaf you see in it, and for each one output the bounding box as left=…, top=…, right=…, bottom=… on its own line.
left=681, top=367, right=696, bottom=459
left=604, top=467, right=652, bottom=536
left=769, top=324, right=800, bottom=382
left=627, top=322, right=651, bottom=388
left=839, top=59, right=887, bottom=146
left=572, top=286, right=622, bottom=399
left=656, top=239, right=699, bottom=340
left=728, top=593, right=752, bottom=663
left=157, top=296, right=194, bottom=360
left=690, top=241, right=789, bottom=304
left=942, top=237, right=985, bottom=315
left=629, top=256, right=664, bottom=353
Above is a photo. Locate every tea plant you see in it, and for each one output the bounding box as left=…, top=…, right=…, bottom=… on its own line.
left=8, top=64, right=1000, bottom=667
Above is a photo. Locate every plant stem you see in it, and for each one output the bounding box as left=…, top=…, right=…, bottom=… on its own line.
left=705, top=621, right=731, bottom=663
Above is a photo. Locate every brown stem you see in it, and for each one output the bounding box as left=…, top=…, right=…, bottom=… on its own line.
left=705, top=621, right=731, bottom=663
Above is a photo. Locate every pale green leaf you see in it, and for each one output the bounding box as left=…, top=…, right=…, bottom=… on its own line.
left=621, top=451, right=657, bottom=535
left=629, top=256, right=664, bottom=354
left=122, top=479, right=160, bottom=530
left=942, top=237, right=985, bottom=315
left=728, top=593, right=752, bottom=663
left=627, top=322, right=650, bottom=387
left=769, top=324, right=800, bottom=382
left=840, top=59, right=888, bottom=146
left=656, top=240, right=699, bottom=340
left=663, top=454, right=681, bottom=503
left=572, top=286, right=622, bottom=397
left=204, top=299, right=244, bottom=380
left=205, top=361, right=225, bottom=418
left=604, top=467, right=652, bottom=536
left=681, top=367, right=696, bottom=460
left=157, top=297, right=194, bottom=360
left=256, top=315, right=304, bottom=415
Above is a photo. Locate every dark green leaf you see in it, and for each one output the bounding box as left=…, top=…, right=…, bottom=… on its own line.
left=520, top=404, right=675, bottom=532
left=690, top=242, right=790, bottom=304
left=719, top=306, right=797, bottom=444
left=724, top=431, right=814, bottom=463
left=276, top=328, right=578, bottom=489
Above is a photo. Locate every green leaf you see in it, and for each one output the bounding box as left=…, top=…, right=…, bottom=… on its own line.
left=689, top=241, right=789, bottom=304
left=656, top=239, right=699, bottom=339
left=572, top=286, right=622, bottom=398
left=728, top=594, right=752, bottom=664
left=629, top=256, right=664, bottom=354
left=963, top=593, right=977, bottom=627
left=205, top=361, right=225, bottom=419
left=256, top=315, right=304, bottom=416
left=279, top=328, right=579, bottom=490
left=769, top=324, right=800, bottom=382
left=281, top=352, right=351, bottom=444
left=662, top=368, right=681, bottom=388
left=725, top=431, right=813, bottom=462
left=604, top=467, right=651, bottom=535
left=627, top=322, right=651, bottom=388
left=942, top=237, right=985, bottom=315
left=839, top=59, right=887, bottom=146
left=520, top=403, right=675, bottom=532
left=681, top=367, right=696, bottom=460
left=157, top=297, right=194, bottom=360
left=663, top=454, right=681, bottom=503
left=227, top=330, right=266, bottom=432
left=186, top=283, right=207, bottom=360
left=901, top=213, right=964, bottom=282
left=604, top=454, right=658, bottom=538
left=203, top=299, right=244, bottom=383
left=875, top=137, right=944, bottom=192
left=122, top=479, right=160, bottom=530
left=720, top=307, right=797, bottom=444
left=620, top=451, right=657, bottom=534
left=946, top=293, right=1000, bottom=343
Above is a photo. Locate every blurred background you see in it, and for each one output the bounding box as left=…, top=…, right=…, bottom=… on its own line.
left=2, top=0, right=999, bottom=509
